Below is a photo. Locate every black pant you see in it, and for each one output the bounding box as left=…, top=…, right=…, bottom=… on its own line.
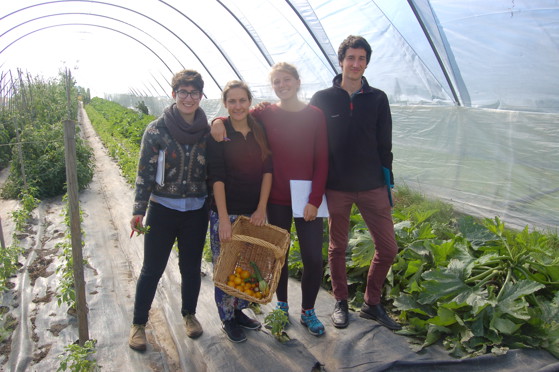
left=133, top=201, right=208, bottom=325
left=267, top=203, right=324, bottom=310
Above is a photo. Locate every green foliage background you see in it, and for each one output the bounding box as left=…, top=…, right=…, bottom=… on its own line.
left=1, top=73, right=94, bottom=199
left=85, top=97, right=154, bottom=184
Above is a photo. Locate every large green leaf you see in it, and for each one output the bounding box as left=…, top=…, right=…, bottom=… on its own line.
left=490, top=315, right=522, bottom=335
left=457, top=215, right=497, bottom=249
left=496, top=280, right=545, bottom=320
left=430, top=239, right=456, bottom=266
left=418, top=260, right=469, bottom=304
left=423, top=324, right=452, bottom=349
left=348, top=228, right=375, bottom=268
left=428, top=307, right=458, bottom=327
left=393, top=293, right=433, bottom=316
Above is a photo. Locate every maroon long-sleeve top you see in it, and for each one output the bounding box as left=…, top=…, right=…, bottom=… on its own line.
left=251, top=104, right=328, bottom=208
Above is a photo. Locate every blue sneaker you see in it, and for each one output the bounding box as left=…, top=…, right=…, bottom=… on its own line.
left=300, top=308, right=325, bottom=336
left=276, top=301, right=289, bottom=316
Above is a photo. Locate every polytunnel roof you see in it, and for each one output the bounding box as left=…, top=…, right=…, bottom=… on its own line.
left=1, top=0, right=558, bottom=112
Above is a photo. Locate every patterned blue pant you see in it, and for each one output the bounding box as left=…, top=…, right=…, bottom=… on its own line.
left=210, top=210, right=250, bottom=321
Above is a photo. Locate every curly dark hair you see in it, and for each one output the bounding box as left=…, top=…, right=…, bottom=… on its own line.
left=338, top=35, right=372, bottom=64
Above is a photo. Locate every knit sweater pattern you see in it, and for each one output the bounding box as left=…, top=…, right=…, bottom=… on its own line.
left=133, top=113, right=209, bottom=216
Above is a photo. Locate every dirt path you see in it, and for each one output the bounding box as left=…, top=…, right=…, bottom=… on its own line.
left=0, top=104, right=557, bottom=372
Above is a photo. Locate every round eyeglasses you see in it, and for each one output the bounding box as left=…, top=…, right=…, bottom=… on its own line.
left=176, top=90, right=201, bottom=100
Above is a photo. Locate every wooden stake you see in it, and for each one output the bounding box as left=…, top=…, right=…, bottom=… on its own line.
left=63, top=118, right=89, bottom=346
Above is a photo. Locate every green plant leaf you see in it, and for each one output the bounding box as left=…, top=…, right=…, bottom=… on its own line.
left=393, top=293, right=432, bottom=316
left=490, top=315, right=521, bottom=335
left=496, top=280, right=545, bottom=320
left=429, top=239, right=456, bottom=266
left=428, top=307, right=457, bottom=327
left=418, top=260, right=469, bottom=304
left=457, top=215, right=497, bottom=248
left=348, top=228, right=375, bottom=267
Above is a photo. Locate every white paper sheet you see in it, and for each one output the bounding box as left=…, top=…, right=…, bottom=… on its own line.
left=289, top=180, right=329, bottom=218
left=155, top=150, right=165, bottom=186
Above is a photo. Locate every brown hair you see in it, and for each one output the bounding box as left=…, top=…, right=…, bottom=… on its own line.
left=171, top=69, right=204, bottom=92
left=269, top=62, right=300, bottom=83
left=222, top=80, right=271, bottom=160
left=338, top=35, right=372, bottom=64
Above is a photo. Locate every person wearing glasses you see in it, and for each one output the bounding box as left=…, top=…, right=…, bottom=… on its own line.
left=128, top=69, right=210, bottom=352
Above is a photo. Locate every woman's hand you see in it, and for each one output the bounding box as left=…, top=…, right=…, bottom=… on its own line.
left=250, top=208, right=267, bottom=226
left=130, top=215, right=144, bottom=238
left=303, top=203, right=318, bottom=222
left=130, top=215, right=144, bottom=232
left=254, top=101, right=271, bottom=111
left=219, top=217, right=232, bottom=242
left=210, top=119, right=227, bottom=142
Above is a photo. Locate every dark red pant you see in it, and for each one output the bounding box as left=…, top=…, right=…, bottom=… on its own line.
left=326, top=186, right=398, bottom=305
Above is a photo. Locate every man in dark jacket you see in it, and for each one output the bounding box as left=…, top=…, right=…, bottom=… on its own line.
left=310, top=35, right=401, bottom=331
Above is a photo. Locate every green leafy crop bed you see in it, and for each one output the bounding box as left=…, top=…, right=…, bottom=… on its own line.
left=85, top=97, right=154, bottom=184
left=345, top=188, right=559, bottom=358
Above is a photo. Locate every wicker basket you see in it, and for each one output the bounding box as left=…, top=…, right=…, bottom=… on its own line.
left=213, top=216, right=290, bottom=304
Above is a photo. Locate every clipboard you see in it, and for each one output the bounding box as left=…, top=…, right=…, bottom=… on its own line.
left=290, top=180, right=329, bottom=218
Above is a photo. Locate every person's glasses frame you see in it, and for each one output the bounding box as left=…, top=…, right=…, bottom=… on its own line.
left=176, top=89, right=202, bottom=100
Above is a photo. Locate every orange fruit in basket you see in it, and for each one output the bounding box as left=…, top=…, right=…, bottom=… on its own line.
left=228, top=274, right=236, bottom=282
left=240, top=270, right=250, bottom=279
left=235, top=267, right=243, bottom=274
left=244, top=289, right=254, bottom=297
left=233, top=277, right=242, bottom=285
left=255, top=292, right=262, bottom=299
left=227, top=281, right=235, bottom=287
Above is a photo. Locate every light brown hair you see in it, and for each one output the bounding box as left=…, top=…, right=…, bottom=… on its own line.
left=222, top=80, right=271, bottom=160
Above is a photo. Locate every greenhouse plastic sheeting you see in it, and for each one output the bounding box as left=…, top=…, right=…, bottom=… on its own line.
left=2, top=0, right=558, bottom=110
left=2, top=1, right=558, bottom=230
left=392, top=106, right=559, bottom=231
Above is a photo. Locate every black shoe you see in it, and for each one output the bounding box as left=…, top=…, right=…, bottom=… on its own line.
left=359, top=303, right=402, bottom=330
left=222, top=319, right=247, bottom=343
left=235, top=309, right=262, bottom=330
left=331, top=300, right=349, bottom=328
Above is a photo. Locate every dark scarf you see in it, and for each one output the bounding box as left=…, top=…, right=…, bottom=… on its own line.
left=163, top=103, right=209, bottom=145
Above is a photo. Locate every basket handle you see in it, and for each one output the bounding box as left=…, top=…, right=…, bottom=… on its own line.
left=231, top=234, right=286, bottom=259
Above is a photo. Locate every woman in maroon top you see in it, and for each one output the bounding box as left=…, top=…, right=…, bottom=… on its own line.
left=212, top=63, right=328, bottom=336
left=207, top=80, right=273, bottom=343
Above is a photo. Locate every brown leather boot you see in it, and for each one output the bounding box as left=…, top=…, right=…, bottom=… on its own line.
left=184, top=314, right=203, bottom=338
left=128, top=324, right=147, bottom=351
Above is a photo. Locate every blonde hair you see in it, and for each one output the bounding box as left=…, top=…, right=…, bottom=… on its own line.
left=269, top=62, right=300, bottom=83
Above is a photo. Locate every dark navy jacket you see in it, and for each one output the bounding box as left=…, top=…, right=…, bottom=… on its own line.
left=310, top=75, right=393, bottom=192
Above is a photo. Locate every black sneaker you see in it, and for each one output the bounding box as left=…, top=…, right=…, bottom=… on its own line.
left=222, top=319, right=247, bottom=343
left=235, top=309, right=262, bottom=330
left=331, top=300, right=349, bottom=328
left=359, top=303, right=402, bottom=331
